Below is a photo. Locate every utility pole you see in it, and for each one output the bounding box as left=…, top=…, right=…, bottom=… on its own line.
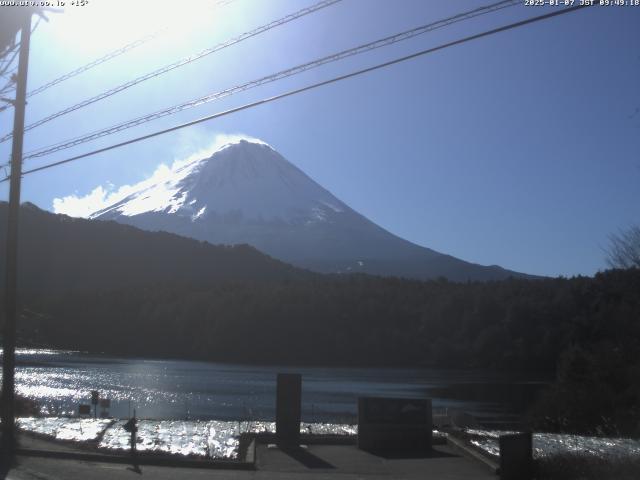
left=2, top=10, right=32, bottom=453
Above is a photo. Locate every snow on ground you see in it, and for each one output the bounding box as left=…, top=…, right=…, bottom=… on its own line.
left=465, top=428, right=640, bottom=460
left=17, top=417, right=113, bottom=442
left=21, top=418, right=637, bottom=462
left=17, top=417, right=355, bottom=459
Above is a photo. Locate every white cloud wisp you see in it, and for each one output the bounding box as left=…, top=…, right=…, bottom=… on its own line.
left=52, top=133, right=269, bottom=218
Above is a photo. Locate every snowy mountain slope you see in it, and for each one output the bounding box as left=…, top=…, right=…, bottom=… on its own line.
left=92, top=139, right=530, bottom=281
left=93, top=140, right=345, bottom=223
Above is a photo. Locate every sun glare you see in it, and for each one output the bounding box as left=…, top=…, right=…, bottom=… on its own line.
left=48, top=0, right=225, bottom=54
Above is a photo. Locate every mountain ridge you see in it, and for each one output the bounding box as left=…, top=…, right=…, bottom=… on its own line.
left=91, top=138, right=533, bottom=281
left=0, top=201, right=308, bottom=293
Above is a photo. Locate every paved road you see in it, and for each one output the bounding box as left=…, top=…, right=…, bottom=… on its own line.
left=4, top=457, right=250, bottom=480
left=2, top=444, right=496, bottom=480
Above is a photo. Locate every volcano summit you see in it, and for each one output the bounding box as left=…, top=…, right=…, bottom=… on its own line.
left=91, top=139, right=527, bottom=281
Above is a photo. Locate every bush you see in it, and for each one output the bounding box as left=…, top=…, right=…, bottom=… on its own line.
left=528, top=345, right=640, bottom=436
left=536, top=453, right=640, bottom=480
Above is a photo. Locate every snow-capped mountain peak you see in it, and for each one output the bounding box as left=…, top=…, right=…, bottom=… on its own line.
left=90, top=137, right=530, bottom=281
left=91, top=139, right=345, bottom=225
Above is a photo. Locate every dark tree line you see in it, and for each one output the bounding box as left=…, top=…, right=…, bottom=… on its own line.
left=14, top=268, right=640, bottom=435
left=20, top=269, right=639, bottom=371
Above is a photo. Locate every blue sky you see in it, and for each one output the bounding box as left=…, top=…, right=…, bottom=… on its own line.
left=0, top=0, right=638, bottom=277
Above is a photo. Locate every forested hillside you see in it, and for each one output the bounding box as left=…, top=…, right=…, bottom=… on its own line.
left=0, top=202, right=308, bottom=292
left=24, top=270, right=639, bottom=373
left=2, top=203, right=638, bottom=435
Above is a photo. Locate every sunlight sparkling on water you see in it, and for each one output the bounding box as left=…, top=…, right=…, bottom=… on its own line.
left=465, top=429, right=640, bottom=460
left=3, top=349, right=79, bottom=355
left=11, top=349, right=548, bottom=423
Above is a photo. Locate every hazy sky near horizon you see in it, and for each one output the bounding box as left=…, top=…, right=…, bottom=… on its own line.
left=0, top=0, right=638, bottom=278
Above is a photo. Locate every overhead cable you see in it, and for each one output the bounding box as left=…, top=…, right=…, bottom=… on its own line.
left=26, top=0, right=238, bottom=98
left=0, top=0, right=342, bottom=144
left=22, top=0, right=518, bottom=160
left=1, top=3, right=590, bottom=183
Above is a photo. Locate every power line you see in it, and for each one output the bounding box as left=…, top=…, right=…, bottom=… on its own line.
left=22, top=0, right=519, bottom=161
left=26, top=31, right=161, bottom=98
left=0, top=67, right=17, bottom=80
left=0, top=47, right=20, bottom=78
left=0, top=0, right=342, bottom=144
left=0, top=18, right=42, bottom=109
left=0, top=3, right=590, bottom=184
left=0, top=51, right=19, bottom=107
left=25, top=0, right=238, bottom=99
left=0, top=17, right=41, bottom=79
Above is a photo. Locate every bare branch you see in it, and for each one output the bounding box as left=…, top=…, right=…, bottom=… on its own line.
left=606, top=225, right=640, bottom=269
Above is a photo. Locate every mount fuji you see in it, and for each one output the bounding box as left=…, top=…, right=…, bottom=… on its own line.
left=91, top=139, right=528, bottom=281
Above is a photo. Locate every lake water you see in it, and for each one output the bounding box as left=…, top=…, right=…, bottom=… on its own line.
left=9, top=350, right=634, bottom=463
left=11, top=349, right=548, bottom=426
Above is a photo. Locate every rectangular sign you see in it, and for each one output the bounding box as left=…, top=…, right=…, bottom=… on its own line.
left=358, top=397, right=432, bottom=452
left=276, top=373, right=302, bottom=445
left=361, top=397, right=429, bottom=425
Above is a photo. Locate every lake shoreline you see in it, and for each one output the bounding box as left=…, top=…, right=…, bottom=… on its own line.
left=9, top=342, right=558, bottom=373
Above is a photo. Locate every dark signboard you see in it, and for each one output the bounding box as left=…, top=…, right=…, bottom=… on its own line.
left=361, top=397, right=429, bottom=425
left=276, top=373, right=302, bottom=445
left=78, top=404, right=91, bottom=415
left=358, top=397, right=432, bottom=452
left=499, top=432, right=533, bottom=480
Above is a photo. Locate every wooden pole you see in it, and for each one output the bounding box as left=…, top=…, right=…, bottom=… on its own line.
left=2, top=11, right=32, bottom=453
